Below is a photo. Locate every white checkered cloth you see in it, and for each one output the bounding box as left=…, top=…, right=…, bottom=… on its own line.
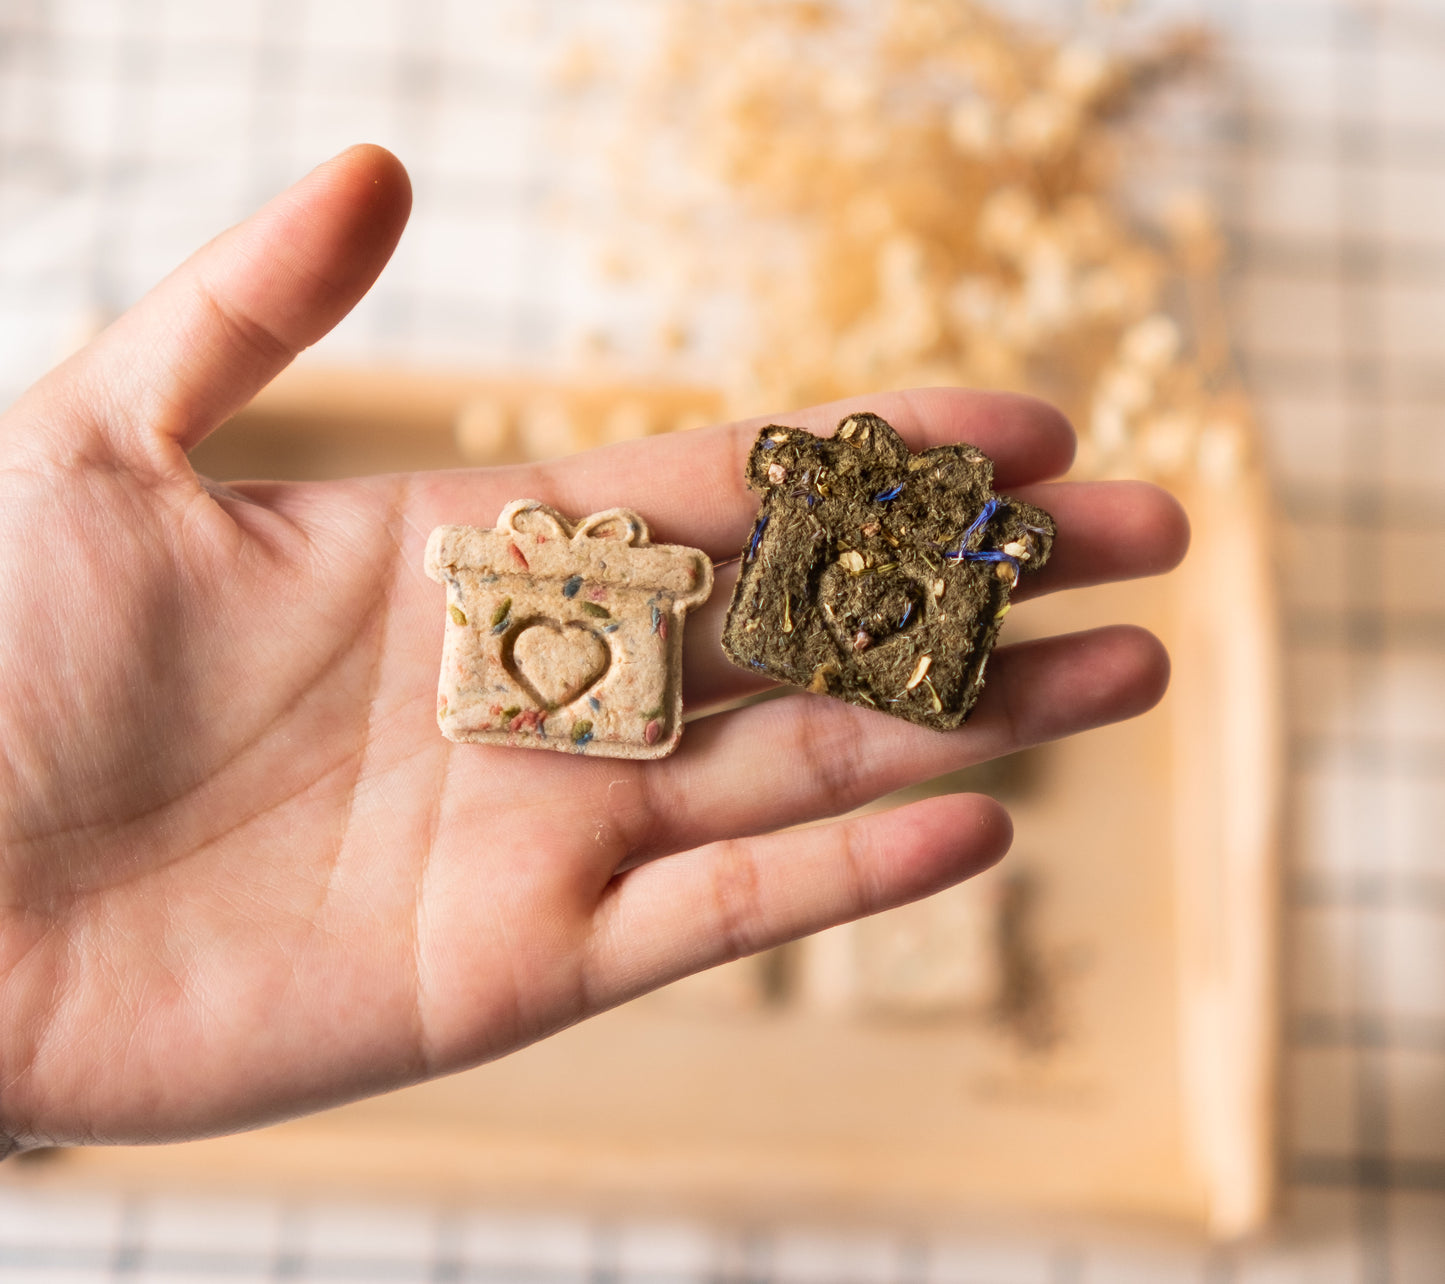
left=1, top=0, right=1443, bottom=1278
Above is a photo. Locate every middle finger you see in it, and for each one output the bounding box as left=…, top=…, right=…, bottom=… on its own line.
left=621, top=622, right=1170, bottom=866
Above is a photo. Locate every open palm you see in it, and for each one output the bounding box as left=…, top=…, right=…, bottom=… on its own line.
left=0, top=147, right=1187, bottom=1153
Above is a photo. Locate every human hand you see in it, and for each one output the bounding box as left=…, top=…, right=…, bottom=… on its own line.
left=0, top=146, right=1187, bottom=1152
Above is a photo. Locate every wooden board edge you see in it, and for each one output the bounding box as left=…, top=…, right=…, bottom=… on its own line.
left=1168, top=467, right=1283, bottom=1237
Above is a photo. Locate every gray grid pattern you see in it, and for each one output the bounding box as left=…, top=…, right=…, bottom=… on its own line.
left=2, top=0, right=1444, bottom=1279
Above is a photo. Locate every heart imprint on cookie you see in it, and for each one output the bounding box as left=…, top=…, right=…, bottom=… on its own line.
left=816, top=560, right=926, bottom=656
left=503, top=617, right=612, bottom=710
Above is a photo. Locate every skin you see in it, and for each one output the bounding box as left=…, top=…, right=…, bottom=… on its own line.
left=0, top=146, right=1188, bottom=1154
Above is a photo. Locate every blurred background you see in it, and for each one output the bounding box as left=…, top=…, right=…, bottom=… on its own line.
left=1, top=0, right=1443, bottom=1279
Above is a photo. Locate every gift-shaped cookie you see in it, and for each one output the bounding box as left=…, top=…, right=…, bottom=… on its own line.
left=425, top=500, right=713, bottom=758
left=721, top=413, right=1055, bottom=729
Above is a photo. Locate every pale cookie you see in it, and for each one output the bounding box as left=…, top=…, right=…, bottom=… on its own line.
left=425, top=500, right=713, bottom=758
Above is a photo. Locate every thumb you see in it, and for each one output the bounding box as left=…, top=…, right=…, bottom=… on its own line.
left=25, top=144, right=412, bottom=467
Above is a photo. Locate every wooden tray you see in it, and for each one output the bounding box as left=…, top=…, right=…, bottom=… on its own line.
left=9, top=369, right=1281, bottom=1239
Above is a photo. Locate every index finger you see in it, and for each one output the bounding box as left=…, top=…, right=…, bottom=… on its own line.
left=410, top=387, right=1075, bottom=560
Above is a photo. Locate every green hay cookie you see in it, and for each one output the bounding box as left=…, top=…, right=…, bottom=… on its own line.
left=721, top=412, right=1055, bottom=729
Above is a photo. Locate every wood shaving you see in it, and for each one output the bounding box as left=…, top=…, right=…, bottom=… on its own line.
left=572, top=0, right=1256, bottom=484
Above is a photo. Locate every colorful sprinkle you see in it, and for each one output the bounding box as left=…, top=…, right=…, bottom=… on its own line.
left=448, top=604, right=467, bottom=626
left=563, top=575, right=583, bottom=598
left=581, top=601, right=611, bottom=619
